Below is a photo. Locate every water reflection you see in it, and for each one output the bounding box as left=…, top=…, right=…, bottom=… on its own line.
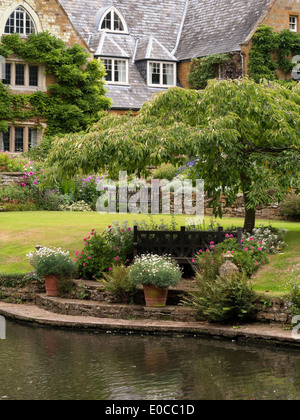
left=0, top=321, right=300, bottom=400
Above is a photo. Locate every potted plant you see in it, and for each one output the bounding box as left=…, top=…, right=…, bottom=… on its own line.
left=129, top=254, right=182, bottom=307
left=28, top=246, right=75, bottom=296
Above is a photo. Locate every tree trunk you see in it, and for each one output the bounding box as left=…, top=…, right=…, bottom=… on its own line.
left=243, top=193, right=256, bottom=233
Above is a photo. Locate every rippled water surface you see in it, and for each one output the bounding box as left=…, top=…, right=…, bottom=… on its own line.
left=1, top=321, right=300, bottom=400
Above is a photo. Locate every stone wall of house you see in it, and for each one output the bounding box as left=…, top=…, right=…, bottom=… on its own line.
left=262, top=0, right=300, bottom=33
left=0, top=0, right=88, bottom=49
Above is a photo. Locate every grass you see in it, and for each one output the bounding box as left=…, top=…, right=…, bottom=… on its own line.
left=0, top=212, right=299, bottom=297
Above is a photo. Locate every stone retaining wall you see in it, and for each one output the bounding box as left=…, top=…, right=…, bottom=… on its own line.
left=0, top=172, right=24, bottom=186
left=0, top=281, right=293, bottom=325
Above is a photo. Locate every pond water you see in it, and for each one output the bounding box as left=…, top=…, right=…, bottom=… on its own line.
left=0, top=321, right=300, bottom=400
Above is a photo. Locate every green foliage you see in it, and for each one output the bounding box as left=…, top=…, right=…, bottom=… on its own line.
left=215, top=238, right=268, bottom=277
left=249, top=26, right=300, bottom=83
left=31, top=248, right=75, bottom=286
left=152, top=163, right=178, bottom=181
left=47, top=79, right=300, bottom=231
left=102, top=264, right=137, bottom=304
left=188, top=54, right=230, bottom=89
left=0, top=32, right=111, bottom=136
left=280, top=194, right=300, bottom=220
left=0, top=152, right=27, bottom=172
left=75, top=230, right=120, bottom=280
left=182, top=271, right=256, bottom=323
left=129, top=254, right=182, bottom=289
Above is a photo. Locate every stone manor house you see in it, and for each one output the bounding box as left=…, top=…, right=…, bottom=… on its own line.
left=1, top=0, right=300, bottom=153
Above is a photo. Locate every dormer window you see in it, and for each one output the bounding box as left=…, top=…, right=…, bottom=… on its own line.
left=148, top=61, right=176, bottom=87
left=4, top=6, right=36, bottom=36
left=99, top=7, right=128, bottom=33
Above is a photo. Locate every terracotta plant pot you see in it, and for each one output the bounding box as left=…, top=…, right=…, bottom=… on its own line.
left=44, top=275, right=59, bottom=297
left=143, top=284, right=169, bottom=307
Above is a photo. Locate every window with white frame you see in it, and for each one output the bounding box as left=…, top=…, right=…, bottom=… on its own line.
left=4, top=6, right=36, bottom=36
left=0, top=126, right=39, bottom=153
left=102, top=58, right=128, bottom=84
left=100, top=8, right=127, bottom=33
left=148, top=62, right=176, bottom=87
left=290, top=16, right=298, bottom=32
left=1, top=62, right=45, bottom=90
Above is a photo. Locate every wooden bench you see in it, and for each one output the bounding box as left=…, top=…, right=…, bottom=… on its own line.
left=133, top=226, right=243, bottom=264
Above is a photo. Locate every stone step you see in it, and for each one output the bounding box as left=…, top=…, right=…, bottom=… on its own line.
left=36, top=294, right=198, bottom=323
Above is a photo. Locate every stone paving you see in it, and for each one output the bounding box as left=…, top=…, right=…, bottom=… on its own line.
left=0, top=301, right=300, bottom=348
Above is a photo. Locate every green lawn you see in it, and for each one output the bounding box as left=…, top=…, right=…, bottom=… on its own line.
left=0, top=212, right=299, bottom=297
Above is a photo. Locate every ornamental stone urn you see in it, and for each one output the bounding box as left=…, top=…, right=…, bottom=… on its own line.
left=219, top=251, right=239, bottom=277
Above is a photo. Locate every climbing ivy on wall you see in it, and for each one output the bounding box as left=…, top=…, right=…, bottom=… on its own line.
left=188, top=53, right=230, bottom=89
left=188, top=52, right=243, bottom=90
left=0, top=32, right=111, bottom=136
left=249, top=25, right=300, bottom=83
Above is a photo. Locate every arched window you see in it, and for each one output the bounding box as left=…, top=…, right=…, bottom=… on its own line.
left=4, top=6, right=36, bottom=35
left=100, top=7, right=127, bottom=33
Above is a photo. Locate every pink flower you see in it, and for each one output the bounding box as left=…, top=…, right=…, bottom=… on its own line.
left=88, top=256, right=91, bottom=260
left=210, top=241, right=214, bottom=245
left=192, top=259, right=195, bottom=263
left=83, top=263, right=86, bottom=267
left=114, top=256, right=119, bottom=261
left=244, top=247, right=248, bottom=251
left=33, top=181, right=37, bottom=185
left=258, top=247, right=262, bottom=251
left=240, top=239, right=243, bottom=243
left=114, top=247, right=118, bottom=250
left=231, top=251, right=234, bottom=254
left=199, top=249, right=202, bottom=253
left=255, top=262, right=258, bottom=266
left=75, top=251, right=79, bottom=256
left=108, top=267, right=112, bottom=271
left=259, top=241, right=263, bottom=244
left=29, top=172, right=33, bottom=176
left=81, top=252, right=84, bottom=255
left=206, top=249, right=210, bottom=253
left=21, top=183, right=26, bottom=187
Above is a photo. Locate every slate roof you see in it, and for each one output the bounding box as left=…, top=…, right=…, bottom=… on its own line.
left=59, top=0, right=273, bottom=109
left=176, top=0, right=273, bottom=60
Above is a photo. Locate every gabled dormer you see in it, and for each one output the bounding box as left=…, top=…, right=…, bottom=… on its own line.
left=95, top=6, right=129, bottom=34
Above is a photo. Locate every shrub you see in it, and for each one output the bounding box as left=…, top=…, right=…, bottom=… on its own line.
left=152, top=163, right=178, bottom=181
left=243, top=225, right=288, bottom=254
left=280, top=194, right=300, bottom=220
left=102, top=264, right=137, bottom=304
left=182, top=271, right=256, bottom=323
left=129, top=254, right=182, bottom=289
left=0, top=151, right=26, bottom=172
left=75, top=176, right=105, bottom=210
left=75, top=230, right=120, bottom=280
left=60, top=200, right=92, bottom=212
left=192, top=250, right=225, bottom=281
left=284, top=279, right=300, bottom=316
left=214, top=237, right=268, bottom=277
left=105, top=221, right=134, bottom=260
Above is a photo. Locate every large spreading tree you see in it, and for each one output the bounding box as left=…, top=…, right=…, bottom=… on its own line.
left=47, top=78, right=300, bottom=231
